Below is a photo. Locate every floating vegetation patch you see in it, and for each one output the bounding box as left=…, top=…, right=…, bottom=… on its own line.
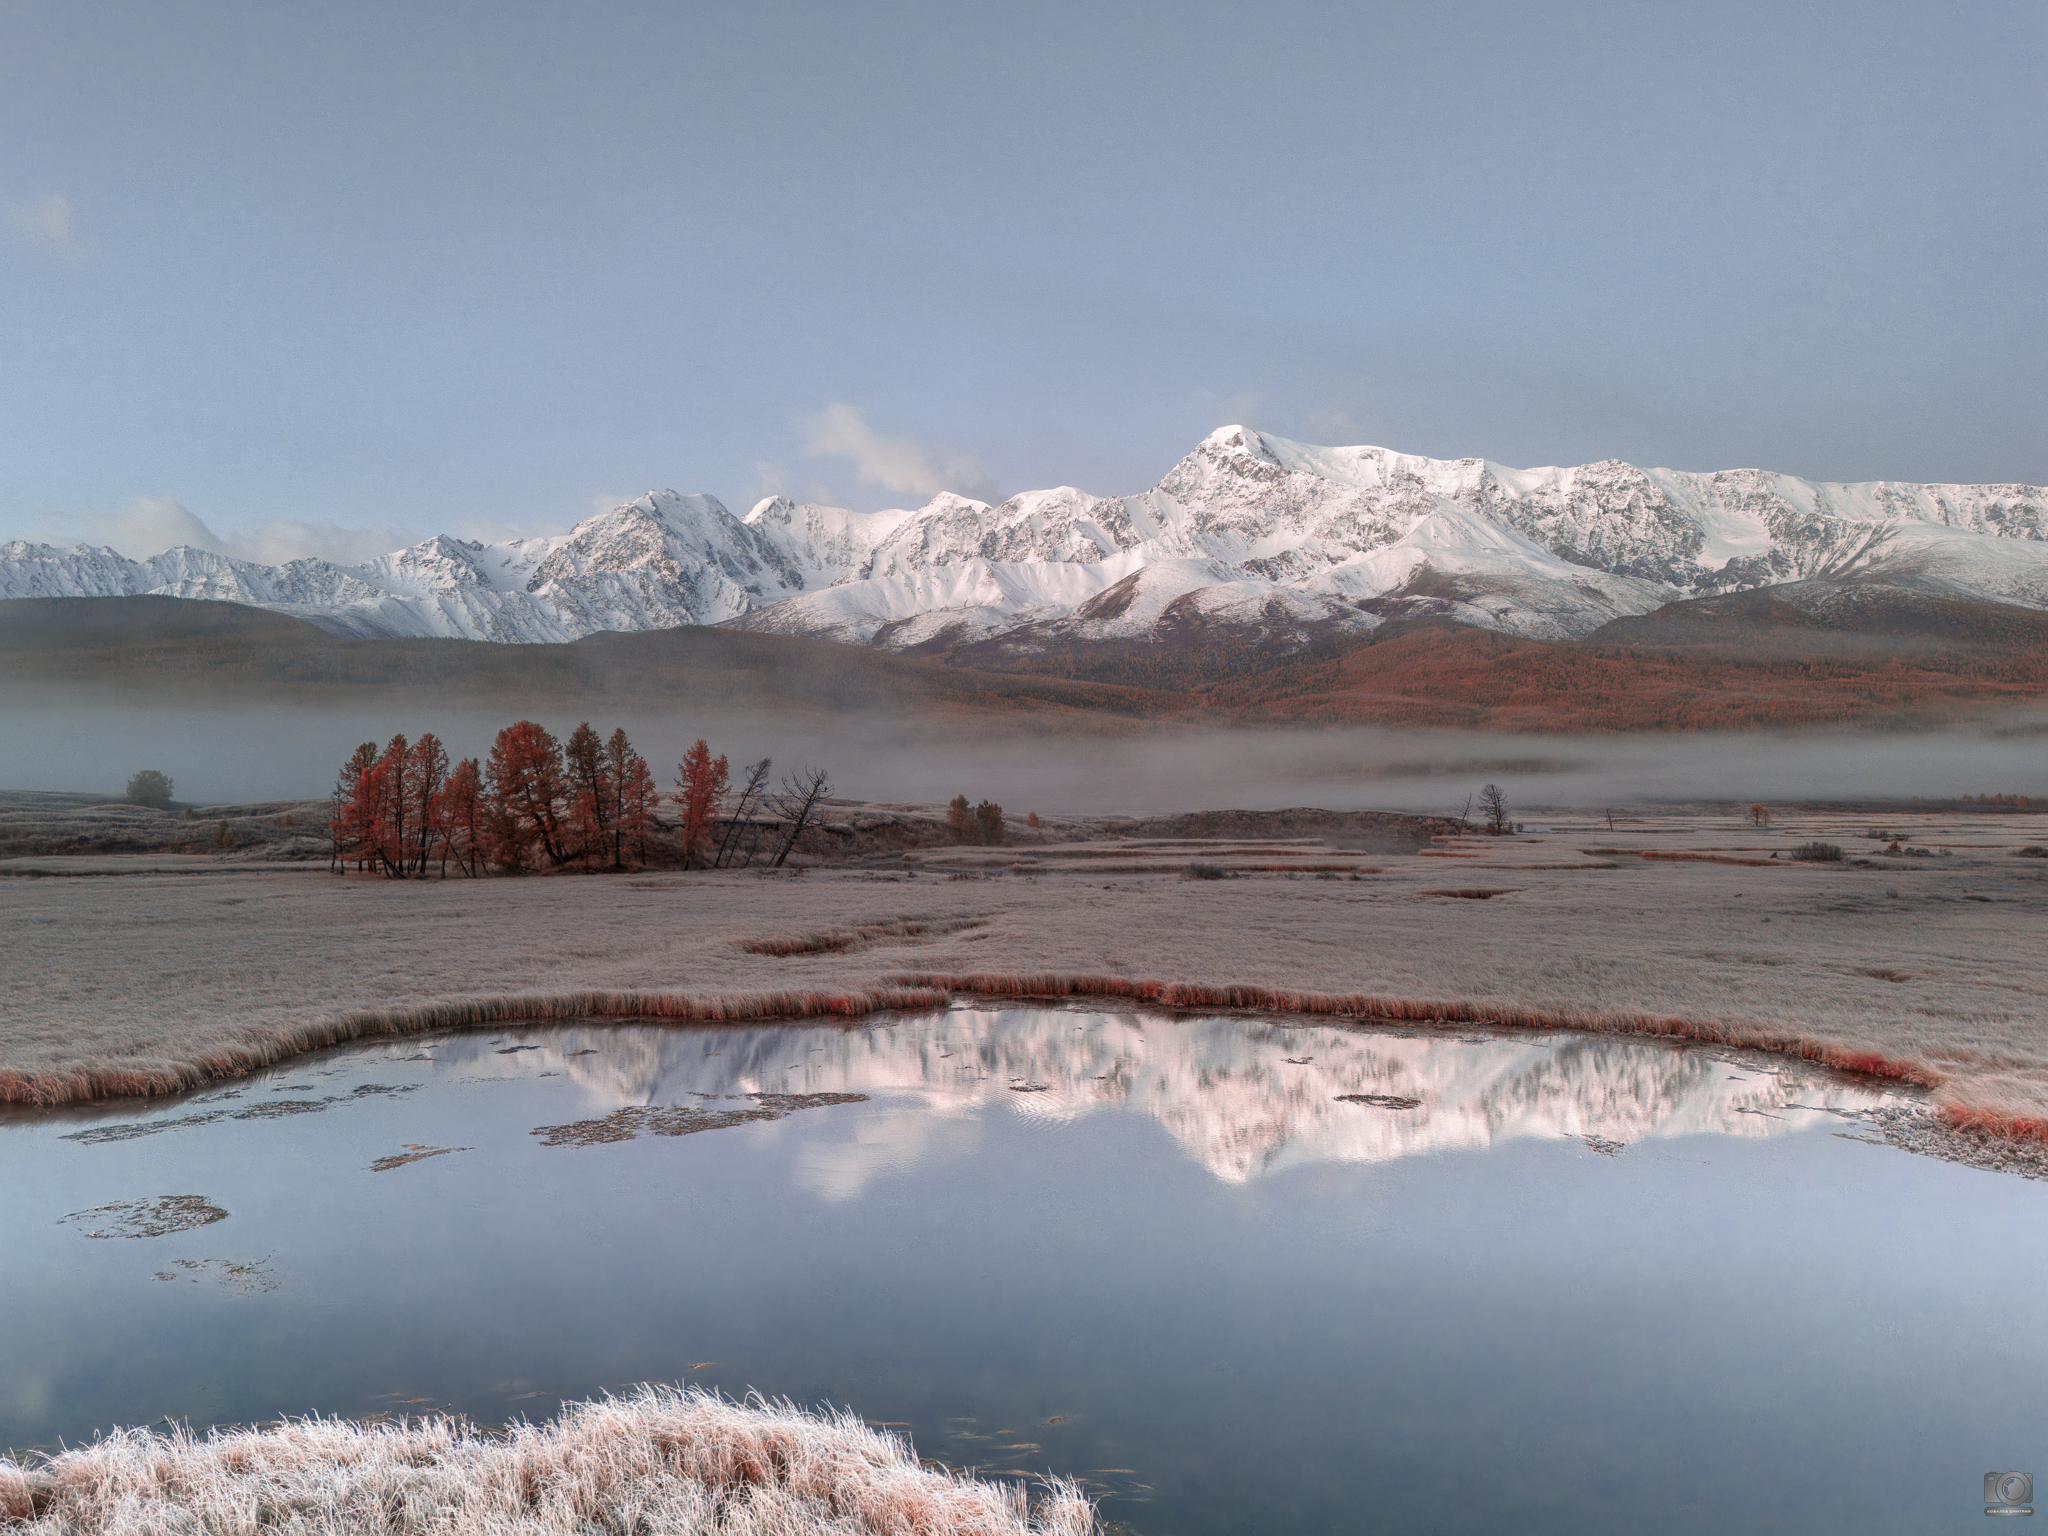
left=62, top=1083, right=419, bottom=1144
left=151, top=1256, right=279, bottom=1292
left=533, top=1092, right=867, bottom=1148
left=370, top=1145, right=470, bottom=1172
left=1336, top=1093, right=1424, bottom=1110
left=60, top=1194, right=228, bottom=1238
left=1419, top=889, right=1516, bottom=900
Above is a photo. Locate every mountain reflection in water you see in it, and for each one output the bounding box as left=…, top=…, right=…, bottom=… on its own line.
left=417, top=1006, right=1907, bottom=1188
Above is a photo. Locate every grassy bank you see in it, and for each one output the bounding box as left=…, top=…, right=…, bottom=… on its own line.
left=0, top=1386, right=1094, bottom=1536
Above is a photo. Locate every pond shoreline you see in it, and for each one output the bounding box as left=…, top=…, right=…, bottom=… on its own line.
left=6, top=810, right=2045, bottom=1165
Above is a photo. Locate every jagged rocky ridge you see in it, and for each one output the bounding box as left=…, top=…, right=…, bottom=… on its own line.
left=5, top=428, right=2043, bottom=646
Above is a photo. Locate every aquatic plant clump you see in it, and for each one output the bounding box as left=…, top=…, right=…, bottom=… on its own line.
left=0, top=1385, right=1096, bottom=1536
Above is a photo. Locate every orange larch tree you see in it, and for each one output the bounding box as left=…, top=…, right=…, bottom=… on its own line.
left=362, top=736, right=408, bottom=875
left=674, top=740, right=729, bottom=869
left=487, top=720, right=570, bottom=869
left=440, top=756, right=486, bottom=876
left=617, top=748, right=660, bottom=866
left=404, top=733, right=449, bottom=877
left=330, top=741, right=379, bottom=873
left=563, top=721, right=612, bottom=866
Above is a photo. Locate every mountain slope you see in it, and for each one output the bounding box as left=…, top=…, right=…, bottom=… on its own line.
left=11, top=593, right=2046, bottom=734
left=5, top=428, right=2043, bottom=647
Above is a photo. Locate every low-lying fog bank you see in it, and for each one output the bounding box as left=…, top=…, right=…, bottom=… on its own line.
left=2, top=699, right=2044, bottom=816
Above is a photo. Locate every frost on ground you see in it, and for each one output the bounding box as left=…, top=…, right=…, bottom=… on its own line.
left=0, top=1386, right=1095, bottom=1536
left=2, top=808, right=2045, bottom=1150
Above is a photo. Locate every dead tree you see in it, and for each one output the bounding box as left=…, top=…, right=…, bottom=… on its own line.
left=1479, top=783, right=1511, bottom=836
left=769, top=766, right=831, bottom=868
left=714, top=758, right=773, bottom=869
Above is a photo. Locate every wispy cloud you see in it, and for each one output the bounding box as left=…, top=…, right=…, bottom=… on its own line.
left=6, top=192, right=74, bottom=250
left=799, top=403, right=997, bottom=505
left=62, top=496, right=417, bottom=566
left=1214, top=391, right=1271, bottom=432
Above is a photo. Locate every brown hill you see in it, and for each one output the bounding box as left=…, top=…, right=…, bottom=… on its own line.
left=0, top=595, right=1183, bottom=730
left=5, top=592, right=2047, bottom=735
left=1182, top=620, right=2048, bottom=730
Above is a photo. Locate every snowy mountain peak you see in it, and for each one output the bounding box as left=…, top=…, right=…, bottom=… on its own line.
left=5, top=434, right=2044, bottom=646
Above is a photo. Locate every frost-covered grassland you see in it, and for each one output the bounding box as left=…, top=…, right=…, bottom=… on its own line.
left=0, top=1386, right=1094, bottom=1536
left=3, top=809, right=2044, bottom=1136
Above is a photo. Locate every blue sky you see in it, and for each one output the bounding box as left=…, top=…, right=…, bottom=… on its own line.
left=1, top=0, right=2041, bottom=560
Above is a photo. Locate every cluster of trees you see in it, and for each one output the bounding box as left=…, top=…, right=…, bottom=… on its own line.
left=329, top=721, right=837, bottom=878
left=947, top=795, right=1005, bottom=844
left=330, top=721, right=659, bottom=877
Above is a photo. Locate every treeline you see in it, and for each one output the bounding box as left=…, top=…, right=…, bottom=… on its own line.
left=328, top=721, right=835, bottom=878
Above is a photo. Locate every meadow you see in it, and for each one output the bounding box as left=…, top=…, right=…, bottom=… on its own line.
left=4, top=806, right=2044, bottom=1144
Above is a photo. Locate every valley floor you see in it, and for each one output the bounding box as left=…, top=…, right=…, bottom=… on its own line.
left=4, top=808, right=2045, bottom=1161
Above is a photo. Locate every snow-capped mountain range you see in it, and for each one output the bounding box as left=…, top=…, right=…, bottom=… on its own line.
left=6, top=427, right=2045, bottom=648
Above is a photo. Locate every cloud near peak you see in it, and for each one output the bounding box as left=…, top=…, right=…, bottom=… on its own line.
left=799, top=403, right=997, bottom=505
left=66, top=496, right=417, bottom=567
left=6, top=192, right=74, bottom=249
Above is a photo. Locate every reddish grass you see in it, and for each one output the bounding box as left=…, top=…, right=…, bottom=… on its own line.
left=740, top=917, right=989, bottom=956
left=1935, top=1106, right=2048, bottom=1143
left=1639, top=851, right=1782, bottom=867
left=0, top=988, right=950, bottom=1107
left=1468, top=862, right=1620, bottom=870
left=884, top=970, right=1949, bottom=1094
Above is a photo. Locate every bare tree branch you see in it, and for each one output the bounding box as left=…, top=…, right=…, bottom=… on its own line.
left=769, top=766, right=831, bottom=868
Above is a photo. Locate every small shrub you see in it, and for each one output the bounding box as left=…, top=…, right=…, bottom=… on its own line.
left=125, top=769, right=174, bottom=809
left=1184, top=862, right=1228, bottom=880
left=1791, top=842, right=1843, bottom=862
left=2016, top=846, right=2048, bottom=858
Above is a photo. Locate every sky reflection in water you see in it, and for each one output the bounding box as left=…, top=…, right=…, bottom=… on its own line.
left=4, top=1006, right=2045, bottom=1535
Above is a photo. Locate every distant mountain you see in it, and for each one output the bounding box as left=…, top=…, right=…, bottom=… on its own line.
left=5, top=427, right=2044, bottom=647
